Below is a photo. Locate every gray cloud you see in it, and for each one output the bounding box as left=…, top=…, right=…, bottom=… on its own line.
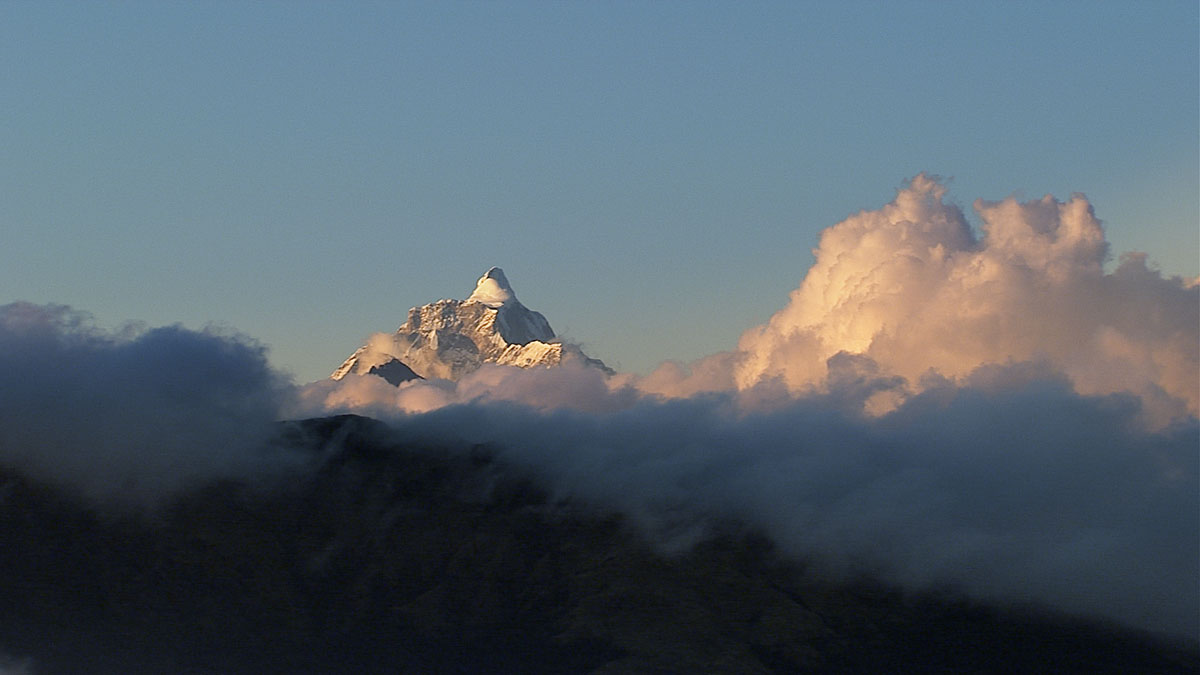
left=0, top=302, right=291, bottom=506
left=381, top=373, right=1197, bottom=640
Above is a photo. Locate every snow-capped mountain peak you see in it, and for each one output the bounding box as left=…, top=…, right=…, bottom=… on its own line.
left=331, top=268, right=607, bottom=384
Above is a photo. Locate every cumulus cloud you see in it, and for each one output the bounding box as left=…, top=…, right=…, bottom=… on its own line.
left=0, top=303, right=292, bottom=505
left=731, top=175, right=1198, bottom=425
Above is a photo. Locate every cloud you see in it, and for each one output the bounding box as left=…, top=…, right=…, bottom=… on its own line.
left=378, top=372, right=1198, bottom=640
left=297, top=359, right=640, bottom=418
left=733, top=175, right=1198, bottom=426
left=0, top=303, right=292, bottom=506
left=636, top=351, right=743, bottom=398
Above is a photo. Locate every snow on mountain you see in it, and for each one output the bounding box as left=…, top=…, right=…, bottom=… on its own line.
left=465, top=267, right=517, bottom=308
left=331, top=268, right=607, bottom=384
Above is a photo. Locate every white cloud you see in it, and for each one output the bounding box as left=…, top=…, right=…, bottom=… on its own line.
left=731, top=175, right=1197, bottom=426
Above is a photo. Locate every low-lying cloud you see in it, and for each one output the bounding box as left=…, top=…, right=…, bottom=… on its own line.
left=0, top=302, right=291, bottom=505
left=313, top=366, right=1198, bottom=639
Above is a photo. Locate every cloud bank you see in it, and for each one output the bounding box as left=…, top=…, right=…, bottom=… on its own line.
left=380, top=377, right=1197, bottom=640
left=0, top=303, right=290, bottom=505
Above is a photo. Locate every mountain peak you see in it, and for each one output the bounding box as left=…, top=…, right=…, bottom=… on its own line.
left=332, top=267, right=608, bottom=384
left=467, top=267, right=516, bottom=309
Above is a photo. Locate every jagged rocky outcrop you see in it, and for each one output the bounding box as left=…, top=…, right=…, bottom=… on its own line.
left=332, top=268, right=607, bottom=384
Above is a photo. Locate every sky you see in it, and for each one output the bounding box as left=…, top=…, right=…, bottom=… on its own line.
left=1, top=1, right=1197, bottom=381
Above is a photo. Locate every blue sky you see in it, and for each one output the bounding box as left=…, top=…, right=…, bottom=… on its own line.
left=2, top=1, right=1196, bottom=381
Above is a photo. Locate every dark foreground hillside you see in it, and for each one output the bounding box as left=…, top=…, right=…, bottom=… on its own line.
left=0, top=415, right=1195, bottom=673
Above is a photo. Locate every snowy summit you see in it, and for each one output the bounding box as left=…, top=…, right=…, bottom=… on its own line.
left=466, top=267, right=517, bottom=308
left=331, top=267, right=607, bottom=384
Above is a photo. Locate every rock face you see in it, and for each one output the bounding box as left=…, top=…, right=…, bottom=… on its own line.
left=332, top=268, right=606, bottom=384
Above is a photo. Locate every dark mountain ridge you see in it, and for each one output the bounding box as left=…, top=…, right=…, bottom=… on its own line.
left=0, top=414, right=1195, bottom=673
